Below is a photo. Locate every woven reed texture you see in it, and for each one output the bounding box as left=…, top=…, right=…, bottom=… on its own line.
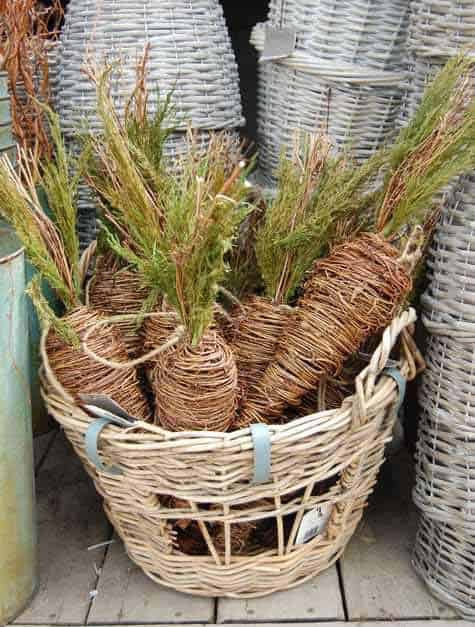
left=408, top=0, right=475, bottom=58
left=413, top=514, right=475, bottom=620
left=421, top=174, right=475, bottom=341
left=252, top=0, right=410, bottom=182
left=87, top=259, right=151, bottom=357
left=56, top=0, right=243, bottom=135
left=41, top=308, right=419, bottom=597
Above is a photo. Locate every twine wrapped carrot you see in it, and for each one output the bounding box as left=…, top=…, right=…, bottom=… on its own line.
left=154, top=328, right=238, bottom=432
left=45, top=306, right=151, bottom=420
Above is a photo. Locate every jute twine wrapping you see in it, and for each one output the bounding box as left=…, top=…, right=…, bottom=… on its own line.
left=240, top=234, right=412, bottom=425
left=232, top=296, right=292, bottom=428
left=41, top=309, right=420, bottom=596
left=154, top=329, right=239, bottom=432
left=45, top=306, right=151, bottom=421
left=88, top=257, right=151, bottom=357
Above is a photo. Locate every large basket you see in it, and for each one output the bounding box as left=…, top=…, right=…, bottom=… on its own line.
left=41, top=309, right=419, bottom=597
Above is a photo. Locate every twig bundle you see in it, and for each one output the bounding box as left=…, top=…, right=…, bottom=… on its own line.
left=239, top=54, right=474, bottom=426
left=232, top=296, right=292, bottom=429
left=140, top=307, right=180, bottom=374
left=0, top=0, right=62, bottom=162
left=155, top=329, right=238, bottom=432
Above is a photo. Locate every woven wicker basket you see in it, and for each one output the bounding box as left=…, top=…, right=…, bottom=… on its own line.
left=413, top=514, right=475, bottom=620
left=57, top=0, right=243, bottom=135
left=251, top=0, right=410, bottom=182
left=40, top=308, right=420, bottom=597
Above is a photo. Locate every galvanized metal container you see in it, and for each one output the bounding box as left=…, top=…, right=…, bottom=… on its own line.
left=0, top=71, right=16, bottom=162
left=0, top=224, right=37, bottom=623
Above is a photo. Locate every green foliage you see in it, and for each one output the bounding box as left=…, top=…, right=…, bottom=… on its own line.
left=256, top=136, right=384, bottom=304
left=0, top=156, right=80, bottom=312
left=377, top=54, right=475, bottom=236
left=26, top=275, right=79, bottom=346
left=34, top=102, right=82, bottom=293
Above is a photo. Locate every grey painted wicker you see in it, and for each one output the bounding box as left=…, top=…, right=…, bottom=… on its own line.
left=57, top=0, right=243, bottom=135
left=408, top=0, right=475, bottom=58
left=252, top=0, right=410, bottom=182
left=56, top=0, right=243, bottom=248
left=413, top=514, right=475, bottom=620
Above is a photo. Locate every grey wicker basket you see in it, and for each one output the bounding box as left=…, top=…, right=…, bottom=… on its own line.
left=57, top=0, right=243, bottom=135
left=56, top=0, right=243, bottom=249
left=252, top=0, right=411, bottom=182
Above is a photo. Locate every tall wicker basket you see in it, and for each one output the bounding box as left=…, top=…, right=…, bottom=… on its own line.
left=413, top=172, right=475, bottom=618
left=56, top=0, right=244, bottom=248
left=252, top=0, right=411, bottom=183
left=41, top=309, right=420, bottom=597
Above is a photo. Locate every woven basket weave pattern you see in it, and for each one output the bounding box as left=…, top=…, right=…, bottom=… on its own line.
left=253, top=0, right=410, bottom=182
left=57, top=0, right=243, bottom=134
left=41, top=309, right=418, bottom=597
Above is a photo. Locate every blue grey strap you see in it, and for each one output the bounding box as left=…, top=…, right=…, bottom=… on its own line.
left=85, top=415, right=125, bottom=476
left=250, top=423, right=272, bottom=484
left=383, top=367, right=407, bottom=412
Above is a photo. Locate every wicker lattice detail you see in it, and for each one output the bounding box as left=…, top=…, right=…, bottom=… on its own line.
left=413, top=513, right=475, bottom=620
left=41, top=309, right=419, bottom=597
left=252, top=0, right=411, bottom=182
left=56, top=0, right=243, bottom=135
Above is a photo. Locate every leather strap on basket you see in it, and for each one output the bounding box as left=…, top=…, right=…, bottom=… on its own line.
left=250, top=423, right=272, bottom=484
left=382, top=366, right=407, bottom=412
left=85, top=413, right=134, bottom=476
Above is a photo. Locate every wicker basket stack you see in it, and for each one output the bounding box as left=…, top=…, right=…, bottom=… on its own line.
left=251, top=0, right=411, bottom=183
left=413, top=174, right=475, bottom=620
left=56, top=0, right=243, bottom=248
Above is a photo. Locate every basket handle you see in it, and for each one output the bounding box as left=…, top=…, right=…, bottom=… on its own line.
left=81, top=313, right=185, bottom=370
left=352, top=308, right=417, bottom=424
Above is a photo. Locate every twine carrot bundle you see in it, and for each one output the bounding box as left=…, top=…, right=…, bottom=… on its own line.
left=232, top=134, right=385, bottom=428
left=86, top=64, right=253, bottom=430
left=239, top=54, right=475, bottom=426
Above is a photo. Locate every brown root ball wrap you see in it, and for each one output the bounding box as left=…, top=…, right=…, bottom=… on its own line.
left=154, top=329, right=239, bottom=432
left=141, top=309, right=180, bottom=373
left=88, top=259, right=151, bottom=357
left=239, top=234, right=412, bottom=425
left=232, top=296, right=292, bottom=428
left=45, top=306, right=151, bottom=421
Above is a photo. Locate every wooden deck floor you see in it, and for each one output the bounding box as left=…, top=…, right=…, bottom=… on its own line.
left=11, top=431, right=466, bottom=627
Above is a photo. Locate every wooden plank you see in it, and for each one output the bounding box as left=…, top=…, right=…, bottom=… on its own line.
left=15, top=433, right=110, bottom=625
left=217, top=565, right=344, bottom=623
left=340, top=450, right=456, bottom=621
left=33, top=432, right=56, bottom=472
left=13, top=623, right=472, bottom=627
left=88, top=537, right=214, bottom=624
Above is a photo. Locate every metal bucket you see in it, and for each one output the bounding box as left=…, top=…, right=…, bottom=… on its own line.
left=0, top=224, right=37, bottom=623
left=0, top=71, right=16, bottom=162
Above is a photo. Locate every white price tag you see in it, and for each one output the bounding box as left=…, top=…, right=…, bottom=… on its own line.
left=261, top=27, right=297, bottom=62
left=295, top=503, right=332, bottom=545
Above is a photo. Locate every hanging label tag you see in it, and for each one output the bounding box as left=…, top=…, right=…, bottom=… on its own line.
left=261, top=26, right=297, bottom=62
left=296, top=503, right=332, bottom=545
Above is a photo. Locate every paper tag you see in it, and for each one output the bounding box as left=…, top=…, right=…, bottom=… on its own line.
left=295, top=503, right=332, bottom=545
left=261, top=26, right=296, bottom=62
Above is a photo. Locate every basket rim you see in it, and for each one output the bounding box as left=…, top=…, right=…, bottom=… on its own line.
left=40, top=307, right=420, bottom=450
